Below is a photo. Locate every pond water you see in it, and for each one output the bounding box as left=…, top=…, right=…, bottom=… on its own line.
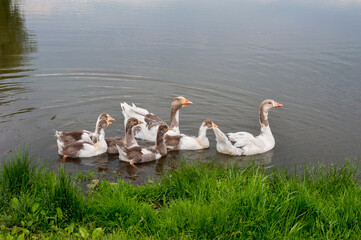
left=1, top=0, right=361, bottom=183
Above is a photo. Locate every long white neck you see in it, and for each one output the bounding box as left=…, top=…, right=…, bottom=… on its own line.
left=213, top=127, right=228, bottom=144
left=260, top=124, right=273, bottom=135
left=198, top=126, right=208, bottom=140
left=196, top=126, right=209, bottom=147
left=94, top=119, right=101, bottom=136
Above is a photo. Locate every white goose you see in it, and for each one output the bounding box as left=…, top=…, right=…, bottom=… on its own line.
left=213, top=99, right=283, bottom=156
left=165, top=120, right=217, bottom=150
left=120, top=96, right=192, bottom=142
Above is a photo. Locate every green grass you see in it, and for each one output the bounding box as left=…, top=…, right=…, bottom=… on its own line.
left=1, top=150, right=361, bottom=239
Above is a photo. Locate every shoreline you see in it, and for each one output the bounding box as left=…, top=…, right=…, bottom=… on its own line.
left=1, top=150, right=361, bottom=239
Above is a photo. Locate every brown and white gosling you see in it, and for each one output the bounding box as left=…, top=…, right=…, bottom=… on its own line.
left=55, top=113, right=114, bottom=155
left=116, top=124, right=169, bottom=167
left=105, top=117, right=143, bottom=154
left=61, top=118, right=112, bottom=161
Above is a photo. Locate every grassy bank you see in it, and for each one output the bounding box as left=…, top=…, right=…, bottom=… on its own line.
left=1, top=151, right=361, bottom=239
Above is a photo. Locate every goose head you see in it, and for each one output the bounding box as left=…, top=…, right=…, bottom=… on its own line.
left=171, top=96, right=193, bottom=111
left=126, top=117, right=143, bottom=131
left=259, top=99, right=283, bottom=127
left=260, top=99, right=283, bottom=112
left=198, top=119, right=218, bottom=140
left=158, top=124, right=169, bottom=137
left=95, top=119, right=112, bottom=136
left=201, top=119, right=218, bottom=129
left=169, top=96, right=193, bottom=130
left=98, top=112, right=115, bottom=125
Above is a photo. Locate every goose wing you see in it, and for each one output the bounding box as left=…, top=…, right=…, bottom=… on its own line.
left=121, top=102, right=167, bottom=141
left=226, top=132, right=258, bottom=148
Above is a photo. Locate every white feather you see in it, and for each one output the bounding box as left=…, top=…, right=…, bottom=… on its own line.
left=213, top=126, right=276, bottom=156
left=78, top=144, right=98, bottom=157
left=56, top=139, right=64, bottom=155
left=213, top=127, right=244, bottom=155
left=178, top=135, right=209, bottom=150
left=120, top=102, right=163, bottom=141
left=141, top=148, right=153, bottom=155
left=116, top=145, right=130, bottom=162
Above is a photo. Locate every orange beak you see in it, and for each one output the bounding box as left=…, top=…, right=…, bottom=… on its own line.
left=274, top=101, right=283, bottom=108
left=108, top=116, right=115, bottom=121
left=107, top=121, right=112, bottom=125
left=181, top=97, right=193, bottom=106
left=138, top=120, right=144, bottom=124
left=213, top=123, right=218, bottom=128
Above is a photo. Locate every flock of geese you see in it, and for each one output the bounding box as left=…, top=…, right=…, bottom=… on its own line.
left=55, top=96, right=283, bottom=167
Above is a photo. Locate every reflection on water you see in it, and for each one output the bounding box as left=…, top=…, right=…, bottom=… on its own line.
left=0, top=0, right=37, bottom=163
left=0, top=0, right=36, bottom=70
left=58, top=146, right=275, bottom=184
left=0, top=0, right=37, bottom=154
left=0, top=0, right=36, bottom=115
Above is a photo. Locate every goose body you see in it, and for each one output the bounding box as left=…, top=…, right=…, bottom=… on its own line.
left=61, top=119, right=111, bottom=159
left=55, top=113, right=114, bottom=155
left=116, top=124, right=169, bottom=166
left=213, top=99, right=283, bottom=156
left=105, top=118, right=143, bottom=154
left=120, top=96, right=192, bottom=142
left=165, top=120, right=217, bottom=150
left=105, top=137, right=123, bottom=154
left=56, top=130, right=93, bottom=155
left=63, top=140, right=107, bottom=158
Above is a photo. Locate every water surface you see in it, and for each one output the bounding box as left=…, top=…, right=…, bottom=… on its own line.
left=1, top=0, right=361, bottom=182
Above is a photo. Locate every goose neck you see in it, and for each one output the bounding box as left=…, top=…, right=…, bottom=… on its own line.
left=169, top=108, right=179, bottom=129
left=198, top=126, right=208, bottom=140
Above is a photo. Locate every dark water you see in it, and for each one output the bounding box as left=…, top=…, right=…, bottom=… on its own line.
left=1, top=0, right=361, bottom=183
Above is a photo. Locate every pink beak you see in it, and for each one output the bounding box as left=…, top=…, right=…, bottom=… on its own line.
left=274, top=101, right=283, bottom=108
